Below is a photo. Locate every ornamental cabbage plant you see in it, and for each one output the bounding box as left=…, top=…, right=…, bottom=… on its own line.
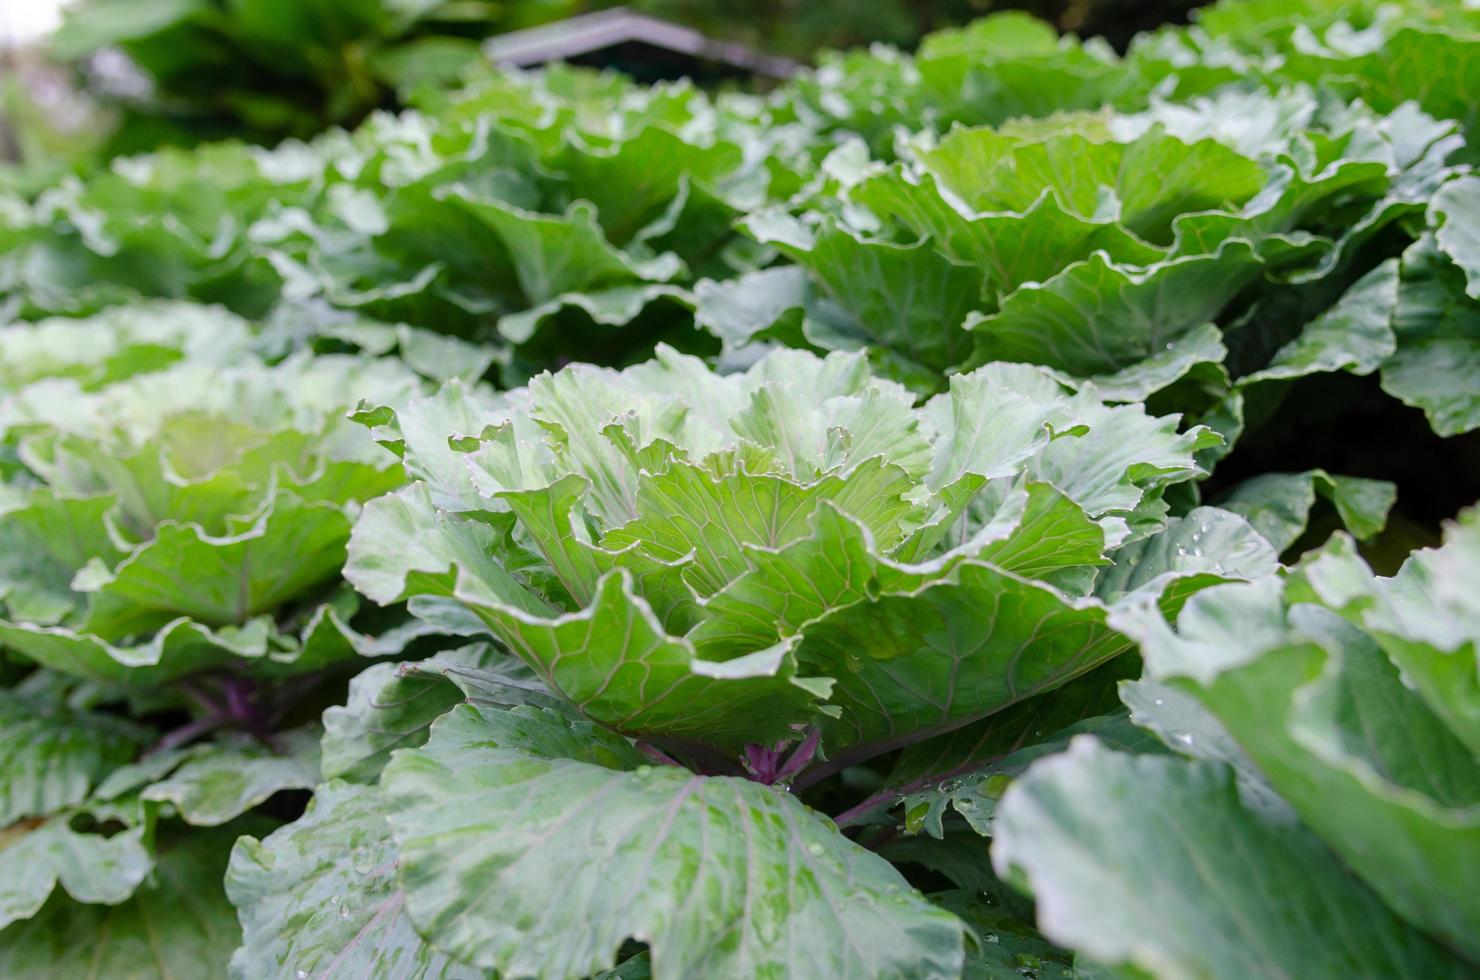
left=220, top=345, right=1285, bottom=979
left=0, top=304, right=429, bottom=975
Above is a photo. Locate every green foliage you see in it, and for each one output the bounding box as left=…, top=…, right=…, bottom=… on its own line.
left=2, top=0, right=1480, bottom=977
left=50, top=0, right=589, bottom=148
left=42, top=0, right=1211, bottom=155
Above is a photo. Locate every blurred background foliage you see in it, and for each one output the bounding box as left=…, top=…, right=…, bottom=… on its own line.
left=9, top=0, right=1208, bottom=166
left=639, top=0, right=1209, bottom=58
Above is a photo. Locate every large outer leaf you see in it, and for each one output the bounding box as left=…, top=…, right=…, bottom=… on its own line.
left=1432, top=175, right=1480, bottom=299
left=1118, top=678, right=1295, bottom=821
left=548, top=126, right=743, bottom=247
left=991, top=739, right=1473, bottom=979
left=1297, top=522, right=1480, bottom=761
left=320, top=644, right=509, bottom=783
left=433, top=187, right=682, bottom=304
left=0, top=614, right=269, bottom=686
left=381, top=703, right=966, bottom=980
left=0, top=827, right=246, bottom=980
left=963, top=243, right=1260, bottom=385
left=797, top=560, right=1130, bottom=755
left=1241, top=259, right=1399, bottom=384
left=0, top=818, right=152, bottom=930
left=1118, top=576, right=1480, bottom=960
left=1214, top=470, right=1395, bottom=552
left=739, top=211, right=985, bottom=374
left=227, top=781, right=486, bottom=980
left=0, top=690, right=148, bottom=825
left=0, top=490, right=125, bottom=624
left=1379, top=235, right=1480, bottom=437
left=139, top=726, right=321, bottom=826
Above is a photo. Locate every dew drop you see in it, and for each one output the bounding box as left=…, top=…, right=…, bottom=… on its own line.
left=937, top=777, right=963, bottom=794
left=1177, top=733, right=1195, bottom=747
left=954, top=796, right=978, bottom=814
left=296, top=971, right=309, bottom=979
left=806, top=841, right=825, bottom=856
left=984, top=933, right=1001, bottom=945
left=350, top=846, right=376, bottom=875
left=1154, top=698, right=1164, bottom=706
left=845, top=653, right=865, bottom=673
left=338, top=902, right=352, bottom=920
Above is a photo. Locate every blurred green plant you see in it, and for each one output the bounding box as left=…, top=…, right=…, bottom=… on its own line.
left=48, top=0, right=1208, bottom=153
left=0, top=52, right=115, bottom=195
left=49, top=0, right=587, bottom=151
left=633, top=0, right=1209, bottom=58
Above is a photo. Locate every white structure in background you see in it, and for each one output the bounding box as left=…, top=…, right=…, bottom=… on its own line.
left=0, top=0, right=74, bottom=48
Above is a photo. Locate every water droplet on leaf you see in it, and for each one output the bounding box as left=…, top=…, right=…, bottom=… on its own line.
left=351, top=846, right=376, bottom=875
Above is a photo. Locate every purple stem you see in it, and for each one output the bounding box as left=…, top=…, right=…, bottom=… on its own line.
left=741, top=729, right=822, bottom=785
left=742, top=742, right=784, bottom=783
left=775, top=728, right=821, bottom=784
left=168, top=672, right=281, bottom=750
left=222, top=675, right=258, bottom=727
left=147, top=713, right=228, bottom=757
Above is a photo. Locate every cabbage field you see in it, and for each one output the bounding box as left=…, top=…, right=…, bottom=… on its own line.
left=1, top=0, right=1478, bottom=977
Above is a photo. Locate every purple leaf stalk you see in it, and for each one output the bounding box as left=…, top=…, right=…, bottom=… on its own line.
left=742, top=728, right=821, bottom=786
